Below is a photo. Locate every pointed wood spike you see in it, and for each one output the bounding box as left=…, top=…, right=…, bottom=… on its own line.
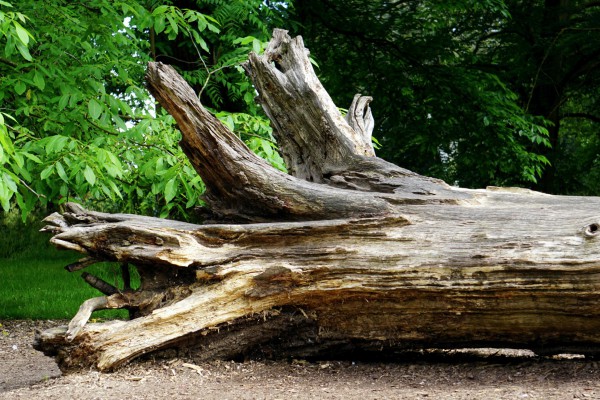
left=65, top=257, right=99, bottom=272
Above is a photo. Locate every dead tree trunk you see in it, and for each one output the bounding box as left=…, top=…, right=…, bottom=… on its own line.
left=35, top=29, right=600, bottom=371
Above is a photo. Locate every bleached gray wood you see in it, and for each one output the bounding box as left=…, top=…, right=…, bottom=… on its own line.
left=345, top=93, right=375, bottom=151
left=34, top=30, right=600, bottom=371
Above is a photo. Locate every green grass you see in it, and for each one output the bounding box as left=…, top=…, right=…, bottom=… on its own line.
left=1, top=250, right=130, bottom=319
left=1, top=210, right=131, bottom=320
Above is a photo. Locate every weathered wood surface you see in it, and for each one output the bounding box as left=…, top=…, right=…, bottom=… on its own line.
left=34, top=29, right=600, bottom=371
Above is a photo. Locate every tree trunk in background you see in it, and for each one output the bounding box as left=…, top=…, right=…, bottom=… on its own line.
left=34, top=29, right=600, bottom=371
left=528, top=0, right=580, bottom=193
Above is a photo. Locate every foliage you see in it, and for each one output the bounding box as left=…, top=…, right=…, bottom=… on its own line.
left=216, top=111, right=286, bottom=171
left=292, top=0, right=600, bottom=191
left=0, top=0, right=289, bottom=221
left=3, top=0, right=597, bottom=222
left=0, top=207, right=49, bottom=258
left=483, top=0, right=600, bottom=193
left=159, top=0, right=296, bottom=113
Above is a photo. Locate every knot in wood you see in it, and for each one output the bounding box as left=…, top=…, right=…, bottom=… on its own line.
left=584, top=223, right=600, bottom=238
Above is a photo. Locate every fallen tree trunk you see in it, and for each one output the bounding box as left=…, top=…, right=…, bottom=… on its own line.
left=35, top=29, right=600, bottom=371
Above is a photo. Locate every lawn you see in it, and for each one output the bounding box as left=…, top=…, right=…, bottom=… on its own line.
left=1, top=213, right=130, bottom=320
left=1, top=250, right=130, bottom=320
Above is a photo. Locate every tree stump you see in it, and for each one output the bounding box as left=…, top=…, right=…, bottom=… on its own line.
left=34, top=29, right=600, bottom=371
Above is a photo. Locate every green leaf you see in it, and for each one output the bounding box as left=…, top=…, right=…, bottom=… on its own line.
left=221, top=115, right=234, bottom=130
left=22, top=151, right=41, bottom=163
left=106, top=150, right=122, bottom=169
left=83, top=165, right=96, bottom=186
left=14, top=81, right=26, bottom=95
left=13, top=21, right=30, bottom=45
left=156, top=156, right=165, bottom=173
left=164, top=178, right=177, bottom=202
left=58, top=94, right=70, bottom=110
left=252, top=38, right=261, bottom=54
left=16, top=42, right=32, bottom=61
left=206, top=22, right=220, bottom=34
left=104, top=163, right=121, bottom=178
left=154, top=16, right=166, bottom=34
left=88, top=99, right=102, bottom=120
left=234, top=36, right=255, bottom=45
left=40, top=165, right=53, bottom=179
left=0, top=129, right=13, bottom=154
left=151, top=182, right=161, bottom=195
left=197, top=36, right=209, bottom=53
left=0, top=180, right=10, bottom=212
left=261, top=140, right=274, bottom=158
left=152, top=5, right=169, bottom=15
left=3, top=172, right=17, bottom=193
left=113, top=115, right=127, bottom=131
left=166, top=14, right=178, bottom=35
left=108, top=180, right=122, bottom=199
left=45, top=135, right=69, bottom=154
left=12, top=152, right=24, bottom=168
left=33, top=70, right=45, bottom=90
left=55, top=161, right=68, bottom=182
left=4, top=34, right=14, bottom=58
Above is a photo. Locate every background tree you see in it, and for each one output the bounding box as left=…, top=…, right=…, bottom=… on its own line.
left=3, top=0, right=599, bottom=224
left=151, top=0, right=295, bottom=112
left=0, top=0, right=289, bottom=221
left=492, top=0, right=600, bottom=194
left=292, top=0, right=600, bottom=193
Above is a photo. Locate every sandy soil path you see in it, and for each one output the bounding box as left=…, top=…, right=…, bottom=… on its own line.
left=1, top=320, right=599, bottom=399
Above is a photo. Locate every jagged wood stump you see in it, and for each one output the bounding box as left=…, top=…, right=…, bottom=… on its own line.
left=35, top=29, right=600, bottom=371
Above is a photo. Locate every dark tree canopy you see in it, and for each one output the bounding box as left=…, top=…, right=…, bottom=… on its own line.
left=292, top=0, right=600, bottom=193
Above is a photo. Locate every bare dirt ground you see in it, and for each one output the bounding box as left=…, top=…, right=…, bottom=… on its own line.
left=1, top=320, right=599, bottom=399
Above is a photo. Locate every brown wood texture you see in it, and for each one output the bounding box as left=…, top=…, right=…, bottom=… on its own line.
left=34, top=29, right=600, bottom=371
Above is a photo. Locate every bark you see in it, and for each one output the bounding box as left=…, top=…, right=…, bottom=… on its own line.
left=34, top=29, right=600, bottom=371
